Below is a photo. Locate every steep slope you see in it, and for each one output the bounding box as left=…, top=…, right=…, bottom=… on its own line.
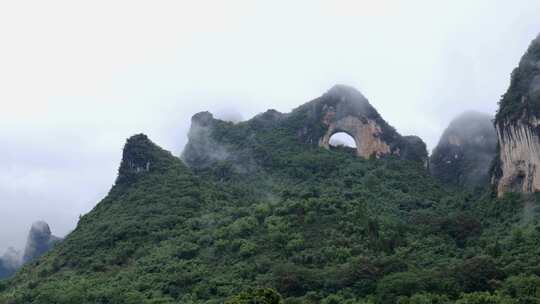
left=1, top=89, right=540, bottom=304
left=494, top=34, right=540, bottom=196
left=2, top=133, right=451, bottom=304
left=430, top=111, right=497, bottom=188
left=1, top=134, right=208, bottom=302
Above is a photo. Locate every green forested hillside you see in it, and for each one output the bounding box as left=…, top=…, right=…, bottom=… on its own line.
left=1, top=110, right=540, bottom=304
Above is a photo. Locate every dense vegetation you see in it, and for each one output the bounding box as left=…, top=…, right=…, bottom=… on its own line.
left=1, top=105, right=540, bottom=304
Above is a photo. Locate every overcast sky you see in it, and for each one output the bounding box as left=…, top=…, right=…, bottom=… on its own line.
left=1, top=0, right=540, bottom=253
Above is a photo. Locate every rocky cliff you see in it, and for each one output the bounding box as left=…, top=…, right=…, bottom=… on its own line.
left=430, top=111, right=497, bottom=188
left=494, top=34, right=540, bottom=196
left=182, top=85, right=427, bottom=169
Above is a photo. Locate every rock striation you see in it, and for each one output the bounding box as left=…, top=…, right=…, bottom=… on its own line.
left=494, top=117, right=540, bottom=195
left=493, top=34, right=540, bottom=196
left=430, top=111, right=497, bottom=188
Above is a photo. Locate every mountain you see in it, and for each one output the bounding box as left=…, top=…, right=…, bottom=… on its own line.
left=182, top=85, right=428, bottom=171
left=430, top=111, right=497, bottom=189
left=493, top=34, right=540, bottom=196
left=0, top=221, right=61, bottom=280
left=22, top=221, right=61, bottom=264
left=1, top=85, right=540, bottom=304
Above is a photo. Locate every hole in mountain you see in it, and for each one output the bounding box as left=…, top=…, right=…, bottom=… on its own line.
left=329, top=132, right=357, bottom=148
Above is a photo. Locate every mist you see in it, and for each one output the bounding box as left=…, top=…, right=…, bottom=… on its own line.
left=430, top=111, right=498, bottom=187
left=2, top=0, right=540, bottom=253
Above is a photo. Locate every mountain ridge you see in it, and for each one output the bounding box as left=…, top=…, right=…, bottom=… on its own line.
left=182, top=85, right=428, bottom=175
left=1, top=85, right=537, bottom=303
left=3, top=35, right=540, bottom=302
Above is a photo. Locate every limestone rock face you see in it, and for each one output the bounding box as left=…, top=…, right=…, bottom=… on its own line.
left=297, top=85, right=427, bottom=162
left=318, top=111, right=391, bottom=158
left=430, top=111, right=497, bottom=188
left=495, top=117, right=540, bottom=195
left=494, top=34, right=540, bottom=196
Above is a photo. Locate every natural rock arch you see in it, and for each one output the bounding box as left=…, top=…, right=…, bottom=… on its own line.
left=329, top=131, right=357, bottom=148
left=183, top=85, right=429, bottom=167
left=318, top=113, right=391, bottom=158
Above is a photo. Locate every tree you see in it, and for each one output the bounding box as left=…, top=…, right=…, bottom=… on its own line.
left=455, top=292, right=516, bottom=304
left=226, top=288, right=284, bottom=304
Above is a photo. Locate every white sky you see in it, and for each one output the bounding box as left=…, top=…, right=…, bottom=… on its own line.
left=1, top=0, right=540, bottom=253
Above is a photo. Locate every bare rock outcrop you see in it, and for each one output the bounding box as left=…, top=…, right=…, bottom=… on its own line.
left=493, top=34, right=540, bottom=196
left=495, top=117, right=540, bottom=195
left=294, top=85, right=427, bottom=162
left=318, top=110, right=391, bottom=158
